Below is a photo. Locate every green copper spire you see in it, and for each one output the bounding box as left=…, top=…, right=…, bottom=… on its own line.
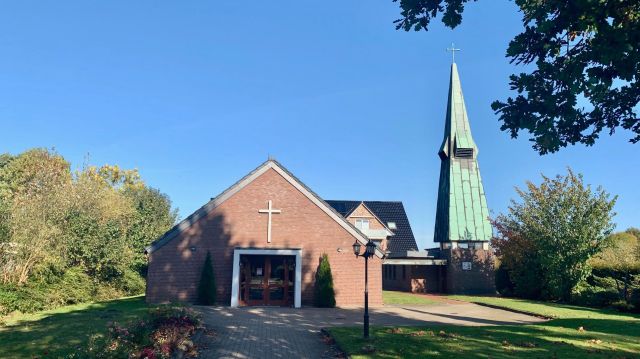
left=434, top=63, right=492, bottom=242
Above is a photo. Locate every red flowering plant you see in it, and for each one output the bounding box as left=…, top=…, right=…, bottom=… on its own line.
left=148, top=306, right=201, bottom=357
left=68, top=305, right=202, bottom=359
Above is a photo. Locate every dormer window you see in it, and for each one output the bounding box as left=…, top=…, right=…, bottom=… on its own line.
left=355, top=219, right=370, bottom=230
left=387, top=222, right=397, bottom=230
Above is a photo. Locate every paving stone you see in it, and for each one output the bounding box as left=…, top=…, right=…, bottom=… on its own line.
left=194, top=303, right=544, bottom=358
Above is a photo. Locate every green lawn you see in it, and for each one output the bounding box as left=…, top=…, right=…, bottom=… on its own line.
left=328, top=296, right=640, bottom=358
left=447, top=295, right=630, bottom=320
left=383, top=290, right=439, bottom=305
left=0, top=295, right=148, bottom=359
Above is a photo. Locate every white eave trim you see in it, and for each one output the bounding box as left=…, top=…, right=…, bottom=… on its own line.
left=383, top=258, right=448, bottom=266
left=146, top=160, right=384, bottom=258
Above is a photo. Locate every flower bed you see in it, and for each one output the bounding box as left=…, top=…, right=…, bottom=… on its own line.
left=69, top=306, right=202, bottom=358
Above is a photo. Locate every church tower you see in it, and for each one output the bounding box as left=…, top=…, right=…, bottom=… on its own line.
left=434, top=62, right=495, bottom=293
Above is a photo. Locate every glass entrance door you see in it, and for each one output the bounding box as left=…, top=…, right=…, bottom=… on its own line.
left=239, top=255, right=294, bottom=306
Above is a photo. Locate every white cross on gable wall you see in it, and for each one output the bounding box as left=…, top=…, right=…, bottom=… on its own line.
left=258, top=200, right=281, bottom=243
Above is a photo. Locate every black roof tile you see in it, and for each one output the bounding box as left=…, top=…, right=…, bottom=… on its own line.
left=325, top=200, right=419, bottom=253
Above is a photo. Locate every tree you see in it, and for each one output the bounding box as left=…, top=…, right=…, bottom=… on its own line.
left=591, top=230, right=640, bottom=303
left=394, top=0, right=640, bottom=154
left=493, top=168, right=616, bottom=301
left=314, top=254, right=336, bottom=307
left=64, top=169, right=135, bottom=282
left=492, top=218, right=545, bottom=298
left=0, top=149, right=178, bottom=314
left=0, top=149, right=72, bottom=284
left=124, top=186, right=177, bottom=276
left=197, top=251, right=217, bottom=305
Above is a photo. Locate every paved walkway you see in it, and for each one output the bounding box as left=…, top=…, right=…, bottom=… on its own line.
left=195, top=300, right=544, bottom=358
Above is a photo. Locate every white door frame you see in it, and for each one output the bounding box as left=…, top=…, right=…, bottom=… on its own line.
left=231, top=248, right=302, bottom=308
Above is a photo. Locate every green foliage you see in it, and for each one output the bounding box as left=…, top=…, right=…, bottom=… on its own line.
left=494, top=264, right=514, bottom=297
left=69, top=305, right=201, bottom=359
left=116, top=269, right=147, bottom=295
left=0, top=148, right=176, bottom=316
left=493, top=169, right=616, bottom=301
left=394, top=0, right=640, bottom=154
left=588, top=230, right=640, bottom=308
left=0, top=267, right=146, bottom=316
left=572, top=284, right=620, bottom=308
left=124, top=186, right=178, bottom=276
left=314, top=253, right=336, bottom=308
left=0, top=296, right=149, bottom=357
left=197, top=252, right=217, bottom=305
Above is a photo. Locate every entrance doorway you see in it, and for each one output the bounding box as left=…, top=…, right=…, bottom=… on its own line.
left=239, top=255, right=295, bottom=306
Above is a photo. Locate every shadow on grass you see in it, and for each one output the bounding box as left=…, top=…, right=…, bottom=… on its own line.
left=328, top=316, right=640, bottom=359
left=0, top=296, right=148, bottom=359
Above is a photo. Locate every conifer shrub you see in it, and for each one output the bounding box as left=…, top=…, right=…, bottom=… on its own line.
left=197, top=251, right=217, bottom=305
left=314, top=253, right=336, bottom=308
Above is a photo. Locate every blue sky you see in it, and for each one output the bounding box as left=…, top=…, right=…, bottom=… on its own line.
left=2, top=1, right=638, bottom=249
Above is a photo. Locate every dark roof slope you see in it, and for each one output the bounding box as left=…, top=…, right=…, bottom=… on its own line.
left=325, top=200, right=419, bottom=253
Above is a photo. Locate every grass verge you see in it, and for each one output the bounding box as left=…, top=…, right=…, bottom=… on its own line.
left=0, top=295, right=148, bottom=358
left=383, top=291, right=439, bottom=306
left=328, top=296, right=640, bottom=358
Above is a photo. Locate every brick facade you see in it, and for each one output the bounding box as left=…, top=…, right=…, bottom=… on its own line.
left=347, top=204, right=386, bottom=230
left=382, top=265, right=444, bottom=293
left=146, top=167, right=383, bottom=307
left=442, top=248, right=495, bottom=294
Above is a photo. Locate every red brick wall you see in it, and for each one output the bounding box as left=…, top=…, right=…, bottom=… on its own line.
left=146, top=168, right=383, bottom=307
left=382, top=265, right=443, bottom=293
left=443, top=248, right=495, bottom=294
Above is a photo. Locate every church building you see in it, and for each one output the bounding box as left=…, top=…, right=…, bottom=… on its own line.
left=144, top=62, right=494, bottom=307
left=145, top=159, right=385, bottom=307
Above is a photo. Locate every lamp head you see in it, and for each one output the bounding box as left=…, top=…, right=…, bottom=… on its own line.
left=352, top=240, right=362, bottom=257
left=365, top=240, right=377, bottom=257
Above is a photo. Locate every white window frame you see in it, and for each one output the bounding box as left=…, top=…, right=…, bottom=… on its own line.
left=355, top=218, right=370, bottom=230
left=387, top=222, right=397, bottom=230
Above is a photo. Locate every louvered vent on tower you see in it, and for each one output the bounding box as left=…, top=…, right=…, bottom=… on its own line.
left=455, top=148, right=474, bottom=158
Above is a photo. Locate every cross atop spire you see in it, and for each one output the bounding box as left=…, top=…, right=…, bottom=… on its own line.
left=446, top=43, right=461, bottom=63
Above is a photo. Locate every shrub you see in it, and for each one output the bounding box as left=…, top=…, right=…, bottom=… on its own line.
left=495, top=264, right=514, bottom=296
left=0, top=267, right=145, bottom=317
left=0, top=284, right=49, bottom=316
left=610, top=300, right=636, bottom=313
left=69, top=306, right=201, bottom=359
left=46, top=268, right=97, bottom=307
left=116, top=268, right=146, bottom=295
left=314, top=253, right=336, bottom=308
left=571, top=285, right=619, bottom=307
left=492, top=169, right=616, bottom=302
left=197, top=251, right=217, bottom=305
left=629, top=289, right=640, bottom=312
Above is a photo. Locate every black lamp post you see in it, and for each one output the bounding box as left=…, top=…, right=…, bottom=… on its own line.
left=352, top=239, right=377, bottom=339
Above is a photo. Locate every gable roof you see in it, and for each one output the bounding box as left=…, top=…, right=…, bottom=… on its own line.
left=146, top=160, right=384, bottom=257
left=346, top=201, right=395, bottom=239
left=325, top=200, right=419, bottom=253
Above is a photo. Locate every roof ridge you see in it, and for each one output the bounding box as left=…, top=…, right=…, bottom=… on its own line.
left=326, top=199, right=404, bottom=203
